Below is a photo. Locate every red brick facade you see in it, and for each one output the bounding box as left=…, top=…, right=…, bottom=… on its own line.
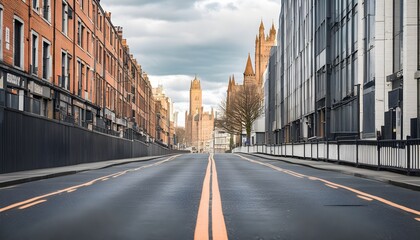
left=0, top=0, right=156, bottom=140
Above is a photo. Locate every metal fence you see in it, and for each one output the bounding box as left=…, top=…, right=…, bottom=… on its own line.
left=232, top=140, right=420, bottom=174
left=0, top=107, right=187, bottom=173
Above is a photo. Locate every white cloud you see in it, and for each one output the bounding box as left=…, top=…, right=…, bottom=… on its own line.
left=101, top=0, right=280, bottom=127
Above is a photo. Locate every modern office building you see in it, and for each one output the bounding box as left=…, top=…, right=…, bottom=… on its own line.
left=272, top=0, right=420, bottom=142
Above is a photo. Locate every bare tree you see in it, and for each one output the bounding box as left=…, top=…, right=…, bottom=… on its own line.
left=218, top=84, right=264, bottom=145
left=175, top=127, right=186, bottom=147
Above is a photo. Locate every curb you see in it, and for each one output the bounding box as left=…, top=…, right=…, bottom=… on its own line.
left=241, top=153, right=420, bottom=192
left=0, top=154, right=176, bottom=188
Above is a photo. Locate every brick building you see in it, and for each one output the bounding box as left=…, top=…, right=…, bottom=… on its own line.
left=0, top=0, right=155, bottom=140
left=153, top=85, right=175, bottom=147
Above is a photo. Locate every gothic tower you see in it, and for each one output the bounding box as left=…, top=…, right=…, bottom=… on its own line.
left=255, top=21, right=276, bottom=86
left=189, top=76, right=202, bottom=115
left=185, top=76, right=214, bottom=152
left=244, top=53, right=256, bottom=86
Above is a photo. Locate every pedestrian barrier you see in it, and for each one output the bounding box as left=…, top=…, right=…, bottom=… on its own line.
left=232, top=139, right=420, bottom=174
left=0, top=107, right=188, bottom=173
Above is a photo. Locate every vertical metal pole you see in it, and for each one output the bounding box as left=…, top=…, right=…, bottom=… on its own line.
left=377, top=140, right=381, bottom=170
left=356, top=140, right=359, bottom=167
left=407, top=140, right=411, bottom=175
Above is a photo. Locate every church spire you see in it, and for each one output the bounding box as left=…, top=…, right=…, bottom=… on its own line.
left=244, top=53, right=254, bottom=76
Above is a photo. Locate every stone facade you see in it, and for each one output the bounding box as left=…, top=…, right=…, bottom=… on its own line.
left=185, top=77, right=214, bottom=153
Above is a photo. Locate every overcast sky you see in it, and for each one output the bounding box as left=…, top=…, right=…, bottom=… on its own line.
left=101, top=0, right=280, bottom=127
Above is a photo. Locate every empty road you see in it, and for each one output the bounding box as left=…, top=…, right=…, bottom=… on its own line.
left=1, top=154, right=419, bottom=239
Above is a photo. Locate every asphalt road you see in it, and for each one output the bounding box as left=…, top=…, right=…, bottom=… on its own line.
left=0, top=153, right=419, bottom=240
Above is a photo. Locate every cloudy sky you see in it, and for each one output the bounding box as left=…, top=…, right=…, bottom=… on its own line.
left=101, top=0, right=280, bottom=127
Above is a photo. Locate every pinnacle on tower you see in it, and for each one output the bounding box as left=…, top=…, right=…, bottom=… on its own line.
left=244, top=53, right=254, bottom=76
left=259, top=20, right=265, bottom=36
left=191, top=75, right=201, bottom=89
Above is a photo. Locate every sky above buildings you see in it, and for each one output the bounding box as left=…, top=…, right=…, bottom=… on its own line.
left=101, top=0, right=280, bottom=127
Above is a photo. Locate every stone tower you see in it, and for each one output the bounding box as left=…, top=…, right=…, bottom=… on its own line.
left=255, top=21, right=276, bottom=86
left=189, top=76, right=202, bottom=115
left=244, top=53, right=256, bottom=86
left=185, top=76, right=214, bottom=153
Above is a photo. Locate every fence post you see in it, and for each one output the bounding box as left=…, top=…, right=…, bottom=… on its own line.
left=337, top=141, right=340, bottom=164
left=326, top=140, right=329, bottom=162
left=303, top=142, right=306, bottom=159
left=317, top=141, right=319, bottom=160
left=356, top=139, right=359, bottom=167
left=407, top=141, right=411, bottom=175
left=377, top=140, right=381, bottom=170
left=292, top=141, right=294, bottom=157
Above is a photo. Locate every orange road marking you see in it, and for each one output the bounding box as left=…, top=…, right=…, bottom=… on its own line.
left=194, top=157, right=211, bottom=240
left=0, top=155, right=180, bottom=213
left=415, top=218, right=420, bottom=222
left=211, top=154, right=228, bottom=240
left=325, top=184, right=338, bottom=189
left=18, top=200, right=47, bottom=210
left=357, top=195, right=373, bottom=201
left=67, top=189, right=76, bottom=193
left=236, top=154, right=420, bottom=218
left=194, top=154, right=229, bottom=240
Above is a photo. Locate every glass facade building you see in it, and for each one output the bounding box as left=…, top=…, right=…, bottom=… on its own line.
left=274, top=0, right=419, bottom=142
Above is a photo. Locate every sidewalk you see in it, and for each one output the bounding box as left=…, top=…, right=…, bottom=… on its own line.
left=0, top=155, right=174, bottom=188
left=246, top=153, right=420, bottom=191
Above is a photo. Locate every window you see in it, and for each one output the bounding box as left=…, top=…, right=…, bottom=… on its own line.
left=77, top=60, right=84, bottom=96
left=61, top=51, right=71, bottom=90
left=87, top=0, right=90, bottom=18
left=393, top=0, right=403, bottom=72
left=110, top=29, right=113, bottom=46
left=364, top=0, right=375, bottom=83
left=62, top=1, right=68, bottom=35
left=99, top=45, right=102, bottom=64
left=42, top=40, right=51, bottom=80
left=99, top=13, right=102, bottom=31
left=77, top=21, right=81, bottom=45
left=13, top=17, right=24, bottom=68
left=32, top=0, right=39, bottom=11
left=86, top=31, right=90, bottom=53
left=85, top=66, right=89, bottom=92
left=42, top=0, right=50, bottom=22
left=31, top=32, right=38, bottom=75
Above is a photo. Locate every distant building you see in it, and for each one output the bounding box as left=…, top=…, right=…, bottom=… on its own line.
left=153, top=85, right=174, bottom=147
left=255, top=21, right=277, bottom=86
left=211, top=128, right=231, bottom=153
left=185, top=77, right=214, bottom=153
left=227, top=20, right=276, bottom=146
